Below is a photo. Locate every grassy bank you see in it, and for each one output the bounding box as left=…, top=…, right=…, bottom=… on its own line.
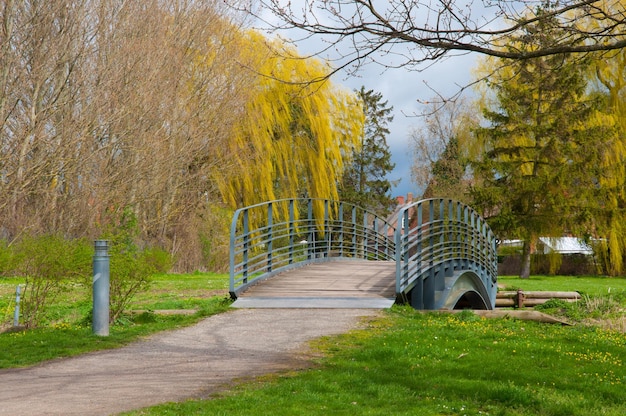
left=125, top=306, right=626, bottom=416
left=498, top=274, right=626, bottom=296
left=0, top=272, right=231, bottom=368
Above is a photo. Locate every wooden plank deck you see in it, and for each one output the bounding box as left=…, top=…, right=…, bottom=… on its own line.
left=231, top=260, right=396, bottom=309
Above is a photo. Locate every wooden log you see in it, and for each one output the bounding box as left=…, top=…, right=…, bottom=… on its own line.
left=495, top=297, right=579, bottom=307
left=496, top=290, right=581, bottom=308
left=473, top=310, right=572, bottom=325
left=497, top=291, right=580, bottom=299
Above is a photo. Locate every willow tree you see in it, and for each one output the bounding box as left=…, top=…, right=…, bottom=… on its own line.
left=212, top=32, right=363, bottom=210
left=587, top=46, right=626, bottom=275
left=470, top=7, right=617, bottom=278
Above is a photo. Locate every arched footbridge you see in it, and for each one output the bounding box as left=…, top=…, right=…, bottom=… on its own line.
left=229, top=198, right=498, bottom=310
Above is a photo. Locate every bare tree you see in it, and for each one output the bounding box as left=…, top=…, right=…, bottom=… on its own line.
left=244, top=1, right=626, bottom=76
left=410, top=98, right=476, bottom=199
left=0, top=0, right=254, bottom=270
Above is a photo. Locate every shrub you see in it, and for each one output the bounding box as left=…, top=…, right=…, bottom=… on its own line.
left=103, top=208, right=173, bottom=322
left=13, top=235, right=92, bottom=328
left=0, top=239, right=14, bottom=276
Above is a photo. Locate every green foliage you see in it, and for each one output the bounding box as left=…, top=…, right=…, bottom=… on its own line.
left=103, top=208, right=173, bottom=323
left=11, top=235, right=92, bottom=328
left=0, top=239, right=13, bottom=276
left=212, top=32, right=363, bottom=210
left=470, top=8, right=616, bottom=277
left=339, top=87, right=396, bottom=216
left=198, top=204, right=231, bottom=272
left=423, top=136, right=466, bottom=199
left=535, top=298, right=583, bottom=321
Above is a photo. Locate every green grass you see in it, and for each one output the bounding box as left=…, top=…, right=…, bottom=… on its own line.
left=124, top=307, right=626, bottom=416
left=3, top=273, right=626, bottom=415
left=0, top=272, right=231, bottom=368
left=498, top=274, right=626, bottom=297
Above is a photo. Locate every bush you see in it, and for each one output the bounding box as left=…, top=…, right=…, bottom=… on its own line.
left=12, top=235, right=92, bottom=328
left=0, top=239, right=14, bottom=276
left=103, top=208, right=173, bottom=322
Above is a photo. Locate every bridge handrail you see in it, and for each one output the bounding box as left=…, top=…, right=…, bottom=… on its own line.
left=229, top=198, right=396, bottom=298
left=394, top=198, right=498, bottom=302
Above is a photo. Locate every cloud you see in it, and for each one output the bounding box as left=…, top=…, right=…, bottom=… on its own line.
left=253, top=6, right=481, bottom=199
left=336, top=54, right=479, bottom=198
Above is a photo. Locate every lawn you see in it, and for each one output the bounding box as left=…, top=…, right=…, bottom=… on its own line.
left=498, top=274, right=626, bottom=296
left=2, top=272, right=626, bottom=415
left=124, top=306, right=626, bottom=416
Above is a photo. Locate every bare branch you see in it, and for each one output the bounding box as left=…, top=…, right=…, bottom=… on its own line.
left=236, top=0, right=626, bottom=76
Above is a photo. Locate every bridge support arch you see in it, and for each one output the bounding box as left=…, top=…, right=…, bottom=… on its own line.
left=395, top=198, right=498, bottom=310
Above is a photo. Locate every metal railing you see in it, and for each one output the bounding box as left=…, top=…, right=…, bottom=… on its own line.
left=394, top=198, right=498, bottom=308
left=229, top=198, right=396, bottom=298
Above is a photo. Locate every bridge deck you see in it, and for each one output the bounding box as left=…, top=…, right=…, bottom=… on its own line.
left=232, top=260, right=396, bottom=309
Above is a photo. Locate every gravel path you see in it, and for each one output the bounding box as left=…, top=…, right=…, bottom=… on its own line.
left=0, top=308, right=380, bottom=416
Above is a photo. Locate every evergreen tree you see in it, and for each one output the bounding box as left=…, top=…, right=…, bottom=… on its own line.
left=339, top=87, right=396, bottom=216
left=423, top=136, right=466, bottom=199
left=470, top=7, right=615, bottom=278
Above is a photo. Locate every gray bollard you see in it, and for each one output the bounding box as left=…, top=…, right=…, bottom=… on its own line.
left=13, top=285, right=21, bottom=327
left=92, top=240, right=110, bottom=336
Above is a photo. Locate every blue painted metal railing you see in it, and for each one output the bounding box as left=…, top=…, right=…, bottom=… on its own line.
left=394, top=198, right=498, bottom=309
left=229, top=198, right=396, bottom=298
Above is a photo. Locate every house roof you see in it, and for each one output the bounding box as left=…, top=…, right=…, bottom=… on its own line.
left=539, top=237, right=593, bottom=255
left=500, top=237, right=594, bottom=255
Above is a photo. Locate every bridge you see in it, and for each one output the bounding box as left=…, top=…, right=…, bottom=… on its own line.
left=229, top=198, right=498, bottom=310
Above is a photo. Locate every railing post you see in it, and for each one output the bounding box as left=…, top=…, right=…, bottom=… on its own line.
left=351, top=206, right=357, bottom=257
left=267, top=203, right=273, bottom=272
left=373, top=217, right=379, bottom=259
left=242, top=210, right=249, bottom=283
left=324, top=200, right=330, bottom=258
left=361, top=212, right=369, bottom=258
left=395, top=212, right=403, bottom=295
left=289, top=199, right=295, bottom=264
left=307, top=199, right=314, bottom=260
left=338, top=202, right=345, bottom=257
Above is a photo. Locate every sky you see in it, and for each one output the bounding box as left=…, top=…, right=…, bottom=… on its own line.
left=334, top=55, right=479, bottom=200
left=254, top=3, right=483, bottom=201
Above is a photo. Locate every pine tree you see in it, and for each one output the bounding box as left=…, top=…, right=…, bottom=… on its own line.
left=470, top=8, right=615, bottom=278
left=339, top=87, right=396, bottom=216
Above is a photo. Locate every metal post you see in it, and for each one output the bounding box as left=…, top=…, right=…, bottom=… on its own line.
left=13, top=285, right=21, bottom=327
left=93, top=240, right=110, bottom=336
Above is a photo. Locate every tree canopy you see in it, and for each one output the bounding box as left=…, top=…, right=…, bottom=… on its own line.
left=212, top=32, right=364, bottom=208
left=0, top=0, right=366, bottom=271
left=469, top=9, right=620, bottom=277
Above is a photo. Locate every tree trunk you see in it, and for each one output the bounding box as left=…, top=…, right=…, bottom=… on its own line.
left=520, top=239, right=532, bottom=279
